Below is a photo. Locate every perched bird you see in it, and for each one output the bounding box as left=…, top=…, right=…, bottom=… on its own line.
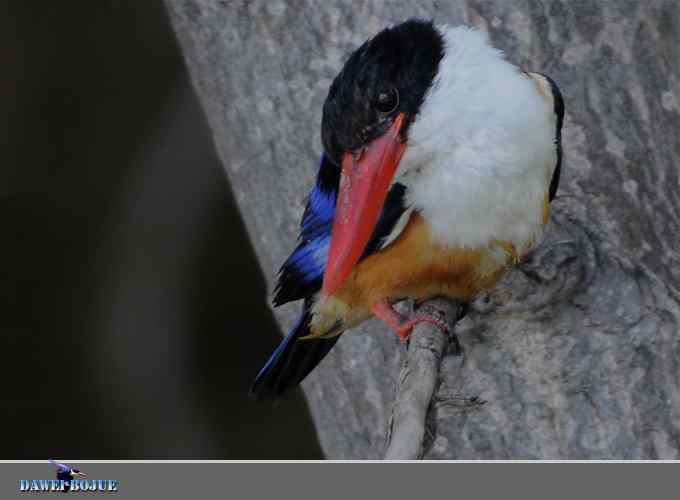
left=48, top=459, right=87, bottom=491
left=252, top=19, right=564, bottom=398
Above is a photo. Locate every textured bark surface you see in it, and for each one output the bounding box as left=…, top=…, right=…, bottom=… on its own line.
left=166, top=0, right=680, bottom=459
left=385, top=298, right=464, bottom=460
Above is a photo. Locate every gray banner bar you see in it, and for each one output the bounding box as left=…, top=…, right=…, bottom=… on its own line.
left=0, top=462, right=676, bottom=500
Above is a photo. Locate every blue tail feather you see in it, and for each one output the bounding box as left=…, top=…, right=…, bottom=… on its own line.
left=251, top=302, right=340, bottom=398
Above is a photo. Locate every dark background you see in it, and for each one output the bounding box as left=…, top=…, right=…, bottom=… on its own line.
left=0, top=1, right=321, bottom=458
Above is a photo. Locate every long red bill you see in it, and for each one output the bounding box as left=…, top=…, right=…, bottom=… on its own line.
left=322, top=113, right=407, bottom=297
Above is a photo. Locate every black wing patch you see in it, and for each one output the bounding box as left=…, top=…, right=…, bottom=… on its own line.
left=362, top=183, right=408, bottom=258
left=538, top=73, right=565, bottom=202
left=273, top=154, right=409, bottom=307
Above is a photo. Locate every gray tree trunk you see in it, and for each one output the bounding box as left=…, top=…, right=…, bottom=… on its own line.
left=165, top=0, right=680, bottom=459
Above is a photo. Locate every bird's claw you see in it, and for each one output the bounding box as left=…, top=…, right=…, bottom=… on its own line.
left=371, top=298, right=450, bottom=341
left=395, top=312, right=450, bottom=340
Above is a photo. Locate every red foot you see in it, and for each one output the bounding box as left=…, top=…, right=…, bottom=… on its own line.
left=371, top=298, right=450, bottom=341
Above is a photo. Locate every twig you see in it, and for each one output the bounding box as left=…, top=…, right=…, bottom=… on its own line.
left=384, top=297, right=463, bottom=460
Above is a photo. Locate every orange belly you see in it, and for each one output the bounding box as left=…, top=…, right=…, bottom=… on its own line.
left=309, top=209, right=542, bottom=337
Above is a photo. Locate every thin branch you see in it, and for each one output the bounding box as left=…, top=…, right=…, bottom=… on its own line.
left=384, top=297, right=463, bottom=460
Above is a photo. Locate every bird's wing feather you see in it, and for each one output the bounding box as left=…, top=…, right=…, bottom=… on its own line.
left=272, top=154, right=338, bottom=306
left=543, top=74, right=565, bottom=202
left=362, top=183, right=410, bottom=255
left=49, top=459, right=71, bottom=473
left=273, top=153, right=409, bottom=306
left=525, top=72, right=564, bottom=202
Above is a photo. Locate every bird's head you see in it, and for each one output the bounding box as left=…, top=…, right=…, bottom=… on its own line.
left=320, top=19, right=445, bottom=295
left=321, top=19, right=444, bottom=164
left=70, top=469, right=87, bottom=479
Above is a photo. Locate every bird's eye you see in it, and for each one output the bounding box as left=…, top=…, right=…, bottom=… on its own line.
left=375, top=87, right=399, bottom=113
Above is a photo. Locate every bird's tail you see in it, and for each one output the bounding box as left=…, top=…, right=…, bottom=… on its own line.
left=251, top=301, right=340, bottom=399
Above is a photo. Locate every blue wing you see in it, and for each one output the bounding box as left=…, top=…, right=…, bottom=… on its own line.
left=48, top=459, right=71, bottom=473
left=255, top=153, right=409, bottom=398
left=272, top=154, right=338, bottom=306
left=273, top=153, right=409, bottom=307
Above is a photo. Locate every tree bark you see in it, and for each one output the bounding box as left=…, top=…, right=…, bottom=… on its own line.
left=384, top=298, right=464, bottom=460
left=165, top=0, right=680, bottom=459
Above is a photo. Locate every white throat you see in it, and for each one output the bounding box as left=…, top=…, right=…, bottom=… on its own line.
left=395, top=25, right=555, bottom=254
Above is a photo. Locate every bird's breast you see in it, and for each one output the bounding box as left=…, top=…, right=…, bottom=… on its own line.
left=311, top=210, right=540, bottom=336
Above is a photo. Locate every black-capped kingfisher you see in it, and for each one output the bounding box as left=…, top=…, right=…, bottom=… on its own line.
left=48, top=459, right=87, bottom=492
left=252, top=19, right=564, bottom=398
